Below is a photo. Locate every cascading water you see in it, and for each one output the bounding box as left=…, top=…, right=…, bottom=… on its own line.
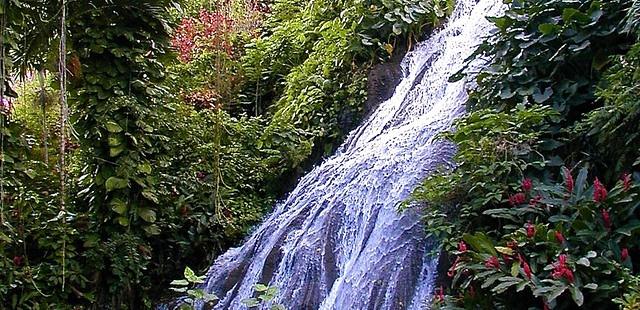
left=195, top=1, right=504, bottom=309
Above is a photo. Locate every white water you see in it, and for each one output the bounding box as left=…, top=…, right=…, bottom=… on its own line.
left=195, top=1, right=504, bottom=309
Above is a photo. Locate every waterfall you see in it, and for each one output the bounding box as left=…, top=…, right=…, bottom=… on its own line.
left=196, top=1, right=504, bottom=309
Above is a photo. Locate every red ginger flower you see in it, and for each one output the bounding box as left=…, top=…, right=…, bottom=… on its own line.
left=622, top=248, right=630, bottom=261
left=448, top=257, right=461, bottom=277
left=13, top=255, right=23, bottom=267
left=522, top=178, right=533, bottom=192
left=434, top=286, right=445, bottom=303
left=555, top=231, right=565, bottom=244
left=552, top=254, right=574, bottom=283
left=563, top=168, right=574, bottom=194
left=458, top=241, right=468, bottom=253
left=622, top=173, right=632, bottom=192
left=518, top=254, right=532, bottom=279
left=526, top=222, right=536, bottom=238
left=485, top=256, right=500, bottom=269
left=529, top=195, right=542, bottom=206
left=509, top=193, right=526, bottom=206
left=593, top=177, right=608, bottom=203
left=601, top=208, right=612, bottom=230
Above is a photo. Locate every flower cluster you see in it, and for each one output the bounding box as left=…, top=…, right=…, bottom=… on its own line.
left=551, top=254, right=574, bottom=283
left=593, top=177, right=608, bottom=203
left=484, top=256, right=500, bottom=269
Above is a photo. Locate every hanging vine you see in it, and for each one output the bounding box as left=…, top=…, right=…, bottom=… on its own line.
left=58, top=0, right=68, bottom=291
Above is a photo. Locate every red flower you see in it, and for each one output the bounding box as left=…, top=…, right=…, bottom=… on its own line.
left=555, top=231, right=565, bottom=244
left=518, top=254, right=532, bottom=279
left=529, top=195, right=542, bottom=206
left=523, top=260, right=532, bottom=279
left=457, top=241, right=468, bottom=253
left=522, top=178, right=533, bottom=192
left=593, top=177, right=608, bottom=203
left=552, top=254, right=574, bottom=283
left=485, top=256, right=500, bottom=269
left=601, top=208, right=612, bottom=230
left=434, top=286, right=445, bottom=303
left=563, top=168, right=574, bottom=194
left=507, top=241, right=518, bottom=249
left=543, top=302, right=550, bottom=310
left=13, top=256, right=23, bottom=267
left=448, top=257, right=461, bottom=278
left=622, top=173, right=632, bottom=192
left=526, top=222, right=536, bottom=238
left=622, top=248, right=630, bottom=261
left=509, top=193, right=526, bottom=206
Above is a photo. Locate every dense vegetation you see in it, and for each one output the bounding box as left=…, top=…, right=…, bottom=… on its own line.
left=0, top=0, right=451, bottom=308
left=412, top=0, right=640, bottom=309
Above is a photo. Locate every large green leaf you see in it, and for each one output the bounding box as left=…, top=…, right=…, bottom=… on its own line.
left=105, top=177, right=128, bottom=191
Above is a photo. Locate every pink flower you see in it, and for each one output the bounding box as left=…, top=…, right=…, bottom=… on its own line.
left=509, top=193, right=526, bottom=206
left=622, top=173, right=632, bottom=192
left=563, top=168, right=574, bottom=194
left=457, top=241, right=468, bottom=253
left=601, top=209, right=612, bottom=230
left=522, top=178, right=533, bottom=192
left=555, top=231, right=565, bottom=244
left=526, top=222, right=536, bottom=238
left=593, top=177, right=608, bottom=203
left=622, top=248, right=629, bottom=261
left=485, top=256, right=500, bottom=269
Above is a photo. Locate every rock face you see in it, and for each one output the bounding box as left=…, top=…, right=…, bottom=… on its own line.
left=365, top=48, right=406, bottom=117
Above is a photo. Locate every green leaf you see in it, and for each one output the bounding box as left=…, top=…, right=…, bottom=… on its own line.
left=110, top=198, right=128, bottom=215
left=254, top=284, right=268, bottom=292
left=138, top=163, right=152, bottom=174
left=144, top=224, right=161, bottom=236
left=110, top=145, right=126, bottom=157
left=184, top=267, right=198, bottom=282
left=570, top=286, right=584, bottom=306
left=463, top=232, right=497, bottom=255
left=496, top=246, right=515, bottom=256
left=538, top=23, right=557, bottom=35
left=106, top=121, right=123, bottom=133
left=117, top=216, right=130, bottom=226
left=142, top=190, right=159, bottom=204
left=616, top=220, right=640, bottom=236
left=576, top=257, right=590, bottom=267
left=241, top=298, right=260, bottom=307
left=170, top=279, right=189, bottom=286
left=511, top=262, right=519, bottom=277
left=492, top=280, right=519, bottom=294
left=137, top=208, right=157, bottom=223
left=105, top=177, right=128, bottom=191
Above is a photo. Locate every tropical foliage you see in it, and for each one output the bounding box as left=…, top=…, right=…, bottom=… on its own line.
left=413, top=0, right=640, bottom=309
left=0, top=0, right=453, bottom=308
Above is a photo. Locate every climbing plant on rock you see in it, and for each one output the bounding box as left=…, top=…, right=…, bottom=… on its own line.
left=66, top=0, right=174, bottom=306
